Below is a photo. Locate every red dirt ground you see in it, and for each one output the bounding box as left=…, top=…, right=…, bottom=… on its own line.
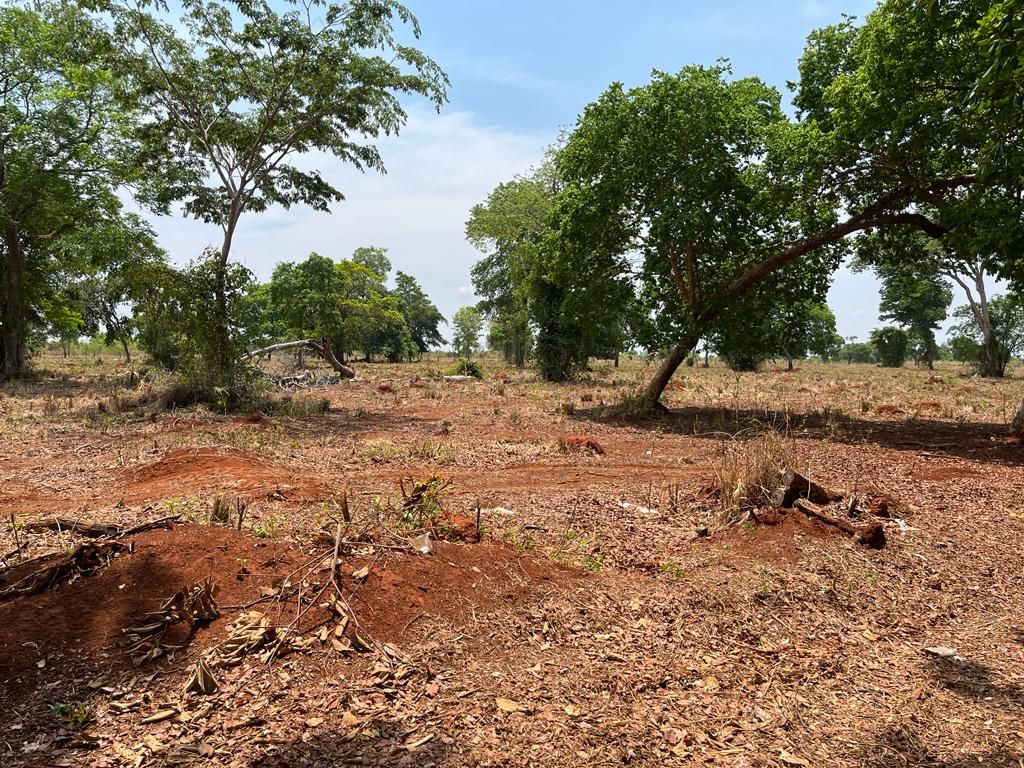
left=0, top=523, right=569, bottom=727
left=121, top=447, right=326, bottom=504
left=700, top=507, right=836, bottom=563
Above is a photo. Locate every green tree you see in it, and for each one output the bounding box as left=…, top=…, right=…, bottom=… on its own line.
left=0, top=2, right=141, bottom=377
left=856, top=229, right=1007, bottom=376
left=73, top=215, right=168, bottom=363
left=841, top=341, right=876, bottom=364
left=265, top=252, right=413, bottom=364
left=870, top=326, right=910, bottom=368
left=393, top=271, right=445, bottom=356
left=352, top=246, right=392, bottom=280
left=554, top=64, right=845, bottom=405
left=948, top=294, right=1024, bottom=378
left=713, top=297, right=839, bottom=371
left=468, top=164, right=638, bottom=379
left=854, top=240, right=953, bottom=369
left=105, top=0, right=448, bottom=386
left=467, top=172, right=553, bottom=369
left=555, top=2, right=1018, bottom=411
left=134, top=262, right=187, bottom=369
left=450, top=306, right=483, bottom=358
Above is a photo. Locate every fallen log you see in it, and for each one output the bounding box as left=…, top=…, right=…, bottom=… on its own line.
left=20, top=514, right=180, bottom=540
left=793, top=498, right=886, bottom=549
left=21, top=518, right=123, bottom=537
left=772, top=469, right=843, bottom=508
left=243, top=339, right=355, bottom=379
left=0, top=541, right=129, bottom=600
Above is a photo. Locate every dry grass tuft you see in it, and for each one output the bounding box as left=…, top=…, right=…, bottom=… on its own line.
left=714, top=430, right=796, bottom=528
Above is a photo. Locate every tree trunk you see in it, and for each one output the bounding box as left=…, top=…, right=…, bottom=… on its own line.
left=640, top=337, right=698, bottom=410
left=212, top=205, right=241, bottom=387
left=242, top=338, right=355, bottom=378
left=614, top=350, right=620, bottom=368
left=2, top=222, right=25, bottom=379
left=121, top=337, right=131, bottom=364
left=1012, top=398, right=1024, bottom=437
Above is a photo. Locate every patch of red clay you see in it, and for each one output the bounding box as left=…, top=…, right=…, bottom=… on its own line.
left=0, top=524, right=571, bottom=715
left=121, top=447, right=324, bottom=503
left=0, top=525, right=308, bottom=709
left=917, top=466, right=983, bottom=481
left=559, top=435, right=606, bottom=455
left=701, top=508, right=836, bottom=563
left=346, top=538, right=569, bottom=642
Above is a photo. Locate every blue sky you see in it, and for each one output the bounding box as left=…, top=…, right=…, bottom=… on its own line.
left=147, top=0, right=987, bottom=345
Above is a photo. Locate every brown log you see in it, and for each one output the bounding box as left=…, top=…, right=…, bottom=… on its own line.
left=0, top=541, right=129, bottom=600
left=772, top=469, right=843, bottom=509
left=793, top=498, right=886, bottom=549
left=21, top=519, right=122, bottom=537
left=243, top=338, right=355, bottom=379
left=20, top=514, right=180, bottom=539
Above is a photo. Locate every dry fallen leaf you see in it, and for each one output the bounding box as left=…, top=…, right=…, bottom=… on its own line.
left=352, top=565, right=370, bottom=581
left=780, top=750, right=810, bottom=766
left=496, top=697, right=524, bottom=713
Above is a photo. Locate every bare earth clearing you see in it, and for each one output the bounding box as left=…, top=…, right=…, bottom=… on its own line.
left=1, top=354, right=1023, bottom=767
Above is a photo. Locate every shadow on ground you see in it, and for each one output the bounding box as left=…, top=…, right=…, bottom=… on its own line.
left=576, top=405, right=1024, bottom=466
left=926, top=655, right=1024, bottom=708
left=248, top=729, right=452, bottom=767
left=865, top=724, right=1024, bottom=767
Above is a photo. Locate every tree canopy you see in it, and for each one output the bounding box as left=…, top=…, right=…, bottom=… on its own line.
left=100, top=0, right=448, bottom=387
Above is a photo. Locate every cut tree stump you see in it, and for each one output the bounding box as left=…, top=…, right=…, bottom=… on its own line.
left=772, top=470, right=843, bottom=508
left=793, top=498, right=886, bottom=549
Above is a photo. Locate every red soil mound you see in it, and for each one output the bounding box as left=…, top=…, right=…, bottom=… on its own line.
left=122, top=447, right=324, bottom=504
left=701, top=508, right=836, bottom=563
left=0, top=525, right=305, bottom=708
left=559, top=435, right=606, bottom=455
left=917, top=465, right=982, bottom=481
left=0, top=523, right=569, bottom=715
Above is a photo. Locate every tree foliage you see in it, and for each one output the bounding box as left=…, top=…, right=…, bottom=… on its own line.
left=0, top=1, right=146, bottom=377
left=450, top=306, right=483, bottom=358
left=393, top=271, right=445, bottom=356
left=870, top=326, right=910, bottom=368
left=101, top=0, right=448, bottom=386
left=543, top=1, right=1024, bottom=408
left=949, top=293, right=1024, bottom=377
left=264, top=251, right=415, bottom=363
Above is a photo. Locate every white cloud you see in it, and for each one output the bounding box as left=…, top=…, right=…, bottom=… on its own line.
left=141, top=106, right=548, bottom=325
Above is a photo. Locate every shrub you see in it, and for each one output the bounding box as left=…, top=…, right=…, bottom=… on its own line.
left=447, top=358, right=483, bottom=379
left=715, top=431, right=796, bottom=528
left=869, top=326, right=909, bottom=367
